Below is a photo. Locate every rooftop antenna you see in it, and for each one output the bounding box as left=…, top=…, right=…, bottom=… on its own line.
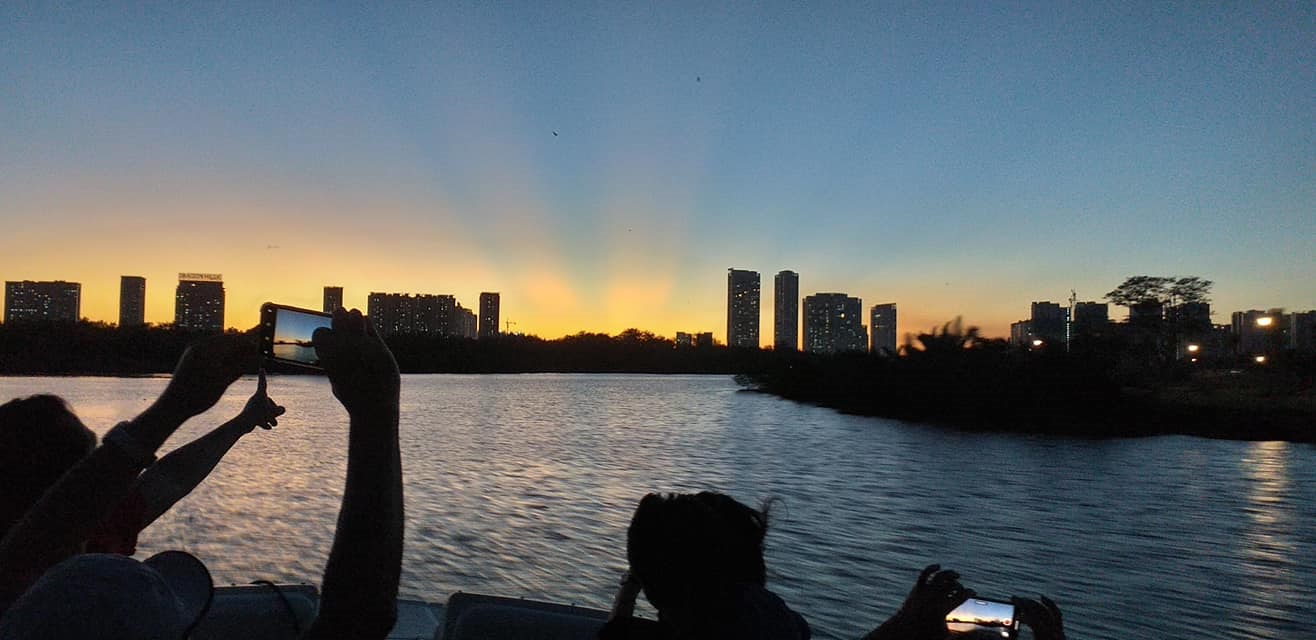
left=504, top=319, right=517, bottom=333
left=1067, top=289, right=1077, bottom=353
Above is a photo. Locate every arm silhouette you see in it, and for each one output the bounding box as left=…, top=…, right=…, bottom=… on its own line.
left=0, top=336, right=249, bottom=603
left=135, top=369, right=285, bottom=528
left=862, top=564, right=972, bottom=640
left=301, top=309, right=403, bottom=640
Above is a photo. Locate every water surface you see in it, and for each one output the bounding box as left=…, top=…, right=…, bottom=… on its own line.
left=2, top=374, right=1312, bottom=639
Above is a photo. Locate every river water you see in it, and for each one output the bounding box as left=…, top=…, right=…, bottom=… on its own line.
left=2, top=374, right=1312, bottom=639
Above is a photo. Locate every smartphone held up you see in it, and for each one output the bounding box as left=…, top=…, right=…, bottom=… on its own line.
left=259, top=303, right=333, bottom=369
left=946, top=597, right=1019, bottom=639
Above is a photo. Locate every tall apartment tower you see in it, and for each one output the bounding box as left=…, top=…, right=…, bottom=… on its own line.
left=323, top=286, right=344, bottom=313
left=367, top=292, right=460, bottom=337
left=4, top=280, right=81, bottom=323
left=479, top=292, right=500, bottom=338
left=803, top=293, right=866, bottom=354
left=119, top=276, right=146, bottom=327
left=175, top=273, right=225, bottom=333
left=870, top=303, right=897, bottom=355
left=1030, top=301, right=1069, bottom=349
left=726, top=268, right=760, bottom=348
left=773, top=270, right=799, bottom=351
left=457, top=303, right=479, bottom=339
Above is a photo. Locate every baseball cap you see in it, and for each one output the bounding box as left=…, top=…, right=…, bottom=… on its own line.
left=0, top=550, right=214, bottom=639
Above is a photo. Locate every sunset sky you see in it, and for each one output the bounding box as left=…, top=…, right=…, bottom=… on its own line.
left=2, top=3, right=1312, bottom=342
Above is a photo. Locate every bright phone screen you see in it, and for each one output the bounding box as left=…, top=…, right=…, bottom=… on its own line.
left=946, top=598, right=1017, bottom=638
left=269, top=307, right=332, bottom=367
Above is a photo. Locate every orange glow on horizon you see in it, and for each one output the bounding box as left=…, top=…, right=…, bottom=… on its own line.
left=8, top=180, right=1022, bottom=343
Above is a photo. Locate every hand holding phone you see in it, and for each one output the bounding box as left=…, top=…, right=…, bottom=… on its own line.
left=259, top=303, right=334, bottom=369
left=1012, top=596, right=1065, bottom=640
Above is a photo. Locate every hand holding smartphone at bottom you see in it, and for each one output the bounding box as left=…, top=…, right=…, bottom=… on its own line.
left=946, top=597, right=1018, bottom=639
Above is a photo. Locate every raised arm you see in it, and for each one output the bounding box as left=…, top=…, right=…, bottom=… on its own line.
left=301, top=309, right=403, bottom=640
left=135, top=370, right=285, bottom=528
left=0, top=335, right=250, bottom=604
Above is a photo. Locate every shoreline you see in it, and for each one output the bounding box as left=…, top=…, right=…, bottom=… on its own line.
left=744, top=386, right=1315, bottom=444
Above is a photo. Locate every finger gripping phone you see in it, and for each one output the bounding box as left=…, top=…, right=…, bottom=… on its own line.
left=259, top=303, right=333, bottom=369
left=946, top=598, right=1018, bottom=639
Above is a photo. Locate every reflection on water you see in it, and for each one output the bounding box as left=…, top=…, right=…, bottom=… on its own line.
left=0, top=374, right=1312, bottom=639
left=1235, top=441, right=1303, bottom=635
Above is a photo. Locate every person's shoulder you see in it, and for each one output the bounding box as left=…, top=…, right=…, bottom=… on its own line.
left=729, top=583, right=810, bottom=640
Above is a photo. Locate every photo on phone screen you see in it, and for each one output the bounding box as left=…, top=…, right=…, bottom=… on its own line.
left=946, top=598, right=1018, bottom=639
left=260, top=303, right=333, bottom=368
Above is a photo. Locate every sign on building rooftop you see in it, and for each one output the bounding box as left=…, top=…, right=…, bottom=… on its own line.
left=178, top=273, right=223, bottom=282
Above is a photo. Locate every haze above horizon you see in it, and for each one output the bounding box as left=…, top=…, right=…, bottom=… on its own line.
left=2, top=3, right=1312, bottom=341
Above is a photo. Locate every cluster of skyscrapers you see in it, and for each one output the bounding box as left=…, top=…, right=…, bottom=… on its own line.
left=1009, top=299, right=1316, bottom=359
left=4, top=274, right=226, bottom=332
left=725, top=268, right=899, bottom=355
left=358, top=289, right=499, bottom=339
left=1, top=277, right=502, bottom=339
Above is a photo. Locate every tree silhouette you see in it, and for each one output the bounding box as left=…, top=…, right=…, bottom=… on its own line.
left=1105, top=275, right=1214, bottom=372
left=1105, top=276, right=1212, bottom=308
left=904, top=317, right=981, bottom=356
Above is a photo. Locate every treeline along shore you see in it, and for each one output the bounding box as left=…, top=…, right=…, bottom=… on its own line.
left=740, top=325, right=1315, bottom=444
left=0, top=322, right=769, bottom=375
left=2, top=321, right=1311, bottom=442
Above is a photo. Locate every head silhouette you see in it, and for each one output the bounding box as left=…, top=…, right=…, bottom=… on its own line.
left=626, top=492, right=769, bottom=625
left=0, top=395, right=96, bottom=538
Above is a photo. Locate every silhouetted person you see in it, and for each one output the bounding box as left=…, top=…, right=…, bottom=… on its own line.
left=0, top=366, right=283, bottom=603
left=601, top=491, right=811, bottom=640
left=0, top=309, right=403, bottom=638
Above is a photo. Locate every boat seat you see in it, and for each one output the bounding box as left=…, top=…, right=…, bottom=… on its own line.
left=192, top=584, right=319, bottom=640
left=443, top=592, right=609, bottom=640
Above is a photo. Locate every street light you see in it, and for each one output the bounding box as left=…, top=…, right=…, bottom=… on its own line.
left=1186, top=344, right=1200, bottom=353
left=1031, top=339, right=1044, bottom=348
left=1255, top=355, right=1267, bottom=364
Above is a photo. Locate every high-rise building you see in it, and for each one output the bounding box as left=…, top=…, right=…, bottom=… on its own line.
left=1290, top=311, right=1315, bottom=352
left=1128, top=301, right=1164, bottom=326
left=479, top=292, right=500, bottom=338
left=175, top=273, right=225, bottom=333
left=773, top=270, right=798, bottom=351
left=1072, top=302, right=1108, bottom=334
left=1010, top=320, right=1033, bottom=346
left=119, top=276, right=146, bottom=327
left=456, top=303, right=478, bottom=339
left=323, top=286, right=343, bottom=313
left=1233, top=308, right=1289, bottom=356
left=870, top=303, right=897, bottom=355
left=1175, top=302, right=1211, bottom=331
left=675, top=331, right=715, bottom=348
left=803, top=293, right=866, bottom=354
left=367, top=292, right=460, bottom=337
left=726, top=269, right=760, bottom=348
left=1030, top=301, right=1069, bottom=349
left=4, top=280, right=81, bottom=323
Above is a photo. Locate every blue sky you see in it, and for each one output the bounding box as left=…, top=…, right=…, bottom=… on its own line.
left=2, top=2, right=1312, bottom=339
